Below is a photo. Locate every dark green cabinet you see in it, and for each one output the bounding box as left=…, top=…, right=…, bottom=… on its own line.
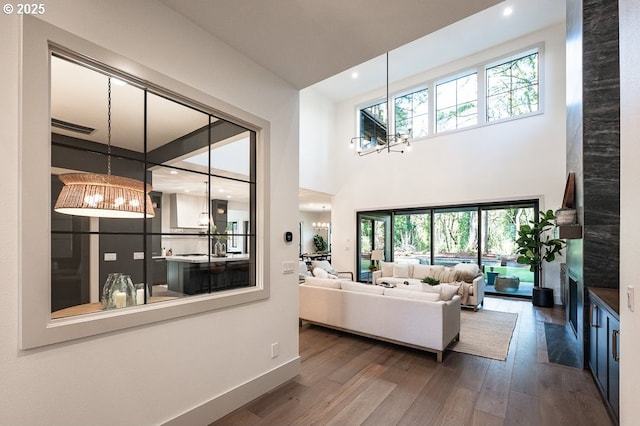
left=588, top=290, right=619, bottom=422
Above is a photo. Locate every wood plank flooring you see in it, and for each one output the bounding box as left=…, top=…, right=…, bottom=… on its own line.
left=211, top=297, right=614, bottom=425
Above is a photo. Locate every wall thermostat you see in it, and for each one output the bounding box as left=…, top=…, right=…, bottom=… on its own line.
left=284, top=231, right=293, bottom=242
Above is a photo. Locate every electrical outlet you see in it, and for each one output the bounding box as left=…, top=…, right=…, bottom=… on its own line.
left=104, top=252, right=117, bottom=261
left=282, top=261, right=295, bottom=275
left=271, top=342, right=279, bottom=359
left=627, top=286, right=635, bottom=312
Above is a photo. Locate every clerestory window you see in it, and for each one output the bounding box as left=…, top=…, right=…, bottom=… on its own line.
left=486, top=51, right=539, bottom=122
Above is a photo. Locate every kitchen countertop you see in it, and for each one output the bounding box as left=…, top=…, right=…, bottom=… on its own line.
left=165, top=254, right=249, bottom=263
left=588, top=287, right=619, bottom=319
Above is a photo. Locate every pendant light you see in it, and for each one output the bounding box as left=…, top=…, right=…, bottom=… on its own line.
left=349, top=52, right=411, bottom=156
left=198, top=181, right=211, bottom=227
left=54, top=77, right=155, bottom=218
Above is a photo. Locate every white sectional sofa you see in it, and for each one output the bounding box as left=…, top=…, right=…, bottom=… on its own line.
left=299, top=277, right=461, bottom=362
left=372, top=262, right=485, bottom=311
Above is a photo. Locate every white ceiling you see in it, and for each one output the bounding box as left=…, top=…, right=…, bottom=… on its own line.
left=159, top=0, right=503, bottom=90
left=158, top=0, right=566, bottom=212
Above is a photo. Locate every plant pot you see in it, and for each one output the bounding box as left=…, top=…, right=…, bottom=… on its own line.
left=532, top=287, right=554, bottom=307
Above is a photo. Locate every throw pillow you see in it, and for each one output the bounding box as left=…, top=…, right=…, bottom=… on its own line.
left=437, top=267, right=457, bottom=283
left=412, top=264, right=430, bottom=279
left=392, top=264, right=410, bottom=278
left=380, top=261, right=394, bottom=277
left=437, top=284, right=459, bottom=301
left=454, top=263, right=482, bottom=282
left=310, top=260, right=338, bottom=276
left=298, top=261, right=311, bottom=280
left=312, top=267, right=329, bottom=279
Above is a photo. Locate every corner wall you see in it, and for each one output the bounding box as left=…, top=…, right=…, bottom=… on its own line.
left=0, top=1, right=300, bottom=424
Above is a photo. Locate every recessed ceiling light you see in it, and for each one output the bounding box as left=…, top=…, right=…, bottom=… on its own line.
left=503, top=6, right=513, bottom=16
left=170, top=170, right=178, bottom=175
left=351, top=71, right=359, bottom=79
left=184, top=189, right=190, bottom=193
left=226, top=195, right=232, bottom=199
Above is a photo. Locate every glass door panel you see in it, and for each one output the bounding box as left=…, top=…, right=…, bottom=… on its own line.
left=393, top=211, right=431, bottom=264
left=433, top=207, right=478, bottom=266
left=357, top=213, right=390, bottom=282
left=481, top=205, right=536, bottom=297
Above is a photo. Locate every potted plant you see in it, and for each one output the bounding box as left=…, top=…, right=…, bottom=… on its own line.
left=313, top=234, right=328, bottom=253
left=515, top=209, right=566, bottom=307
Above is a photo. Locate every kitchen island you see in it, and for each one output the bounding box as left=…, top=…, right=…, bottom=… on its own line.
left=166, top=254, right=251, bottom=295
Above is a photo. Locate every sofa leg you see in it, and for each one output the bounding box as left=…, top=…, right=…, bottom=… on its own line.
left=436, top=351, right=443, bottom=363
left=473, top=306, right=478, bottom=312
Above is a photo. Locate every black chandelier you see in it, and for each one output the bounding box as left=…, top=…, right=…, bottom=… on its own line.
left=350, top=52, right=412, bottom=156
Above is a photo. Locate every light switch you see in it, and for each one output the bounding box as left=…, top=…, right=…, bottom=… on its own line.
left=627, top=286, right=635, bottom=312
left=104, top=252, right=117, bottom=261
left=133, top=252, right=144, bottom=260
left=282, top=261, right=295, bottom=275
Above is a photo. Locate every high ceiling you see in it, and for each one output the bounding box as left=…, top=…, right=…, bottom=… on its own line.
left=159, top=0, right=503, bottom=90
left=157, top=0, right=566, bottom=211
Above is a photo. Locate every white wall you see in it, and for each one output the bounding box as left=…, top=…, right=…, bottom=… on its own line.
left=299, top=87, right=337, bottom=193
left=0, top=1, right=300, bottom=424
left=300, top=23, right=568, bottom=300
left=619, top=0, right=640, bottom=422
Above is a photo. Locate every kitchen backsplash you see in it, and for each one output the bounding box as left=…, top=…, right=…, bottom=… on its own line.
left=162, top=237, right=211, bottom=255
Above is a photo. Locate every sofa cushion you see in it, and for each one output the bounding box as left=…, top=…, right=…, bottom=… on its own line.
left=412, top=264, right=431, bottom=280
left=393, top=264, right=410, bottom=278
left=341, top=281, right=385, bottom=295
left=311, top=260, right=339, bottom=276
left=299, top=261, right=311, bottom=280
left=378, top=277, right=422, bottom=287
left=431, top=267, right=457, bottom=283
left=454, top=263, right=482, bottom=282
left=384, top=287, right=441, bottom=301
left=437, top=284, right=460, bottom=301
left=304, top=277, right=341, bottom=289
left=312, top=267, right=329, bottom=279
left=380, top=261, right=394, bottom=277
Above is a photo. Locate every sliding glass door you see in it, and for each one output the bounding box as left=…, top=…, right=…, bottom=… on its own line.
left=480, top=204, right=536, bottom=297
left=356, top=199, right=539, bottom=297
left=357, top=213, right=390, bottom=282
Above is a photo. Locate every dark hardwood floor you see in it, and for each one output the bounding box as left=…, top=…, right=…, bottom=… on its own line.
left=212, top=297, right=613, bottom=425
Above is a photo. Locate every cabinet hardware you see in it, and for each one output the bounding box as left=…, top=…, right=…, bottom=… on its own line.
left=612, top=329, right=620, bottom=362
left=590, top=304, right=599, bottom=327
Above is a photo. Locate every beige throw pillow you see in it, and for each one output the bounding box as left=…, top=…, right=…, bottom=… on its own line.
left=380, top=261, right=394, bottom=277
left=454, top=263, right=482, bottom=282
left=393, top=264, right=410, bottom=278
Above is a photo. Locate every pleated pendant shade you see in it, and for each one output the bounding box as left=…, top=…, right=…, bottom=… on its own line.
left=54, top=173, right=155, bottom=218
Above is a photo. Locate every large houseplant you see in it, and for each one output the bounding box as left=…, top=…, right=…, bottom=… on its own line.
left=515, top=209, right=566, bottom=307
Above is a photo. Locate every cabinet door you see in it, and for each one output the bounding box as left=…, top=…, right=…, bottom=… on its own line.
left=588, top=301, right=599, bottom=375
left=589, top=300, right=608, bottom=394
left=608, top=315, right=620, bottom=419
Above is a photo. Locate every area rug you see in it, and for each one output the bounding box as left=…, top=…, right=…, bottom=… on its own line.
left=450, top=309, right=518, bottom=361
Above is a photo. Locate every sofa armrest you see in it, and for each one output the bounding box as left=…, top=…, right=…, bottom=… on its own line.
left=337, top=271, right=354, bottom=281
left=372, top=270, right=382, bottom=284
left=472, top=275, right=485, bottom=300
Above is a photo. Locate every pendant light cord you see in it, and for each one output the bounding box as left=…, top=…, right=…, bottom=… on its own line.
left=107, top=77, right=112, bottom=176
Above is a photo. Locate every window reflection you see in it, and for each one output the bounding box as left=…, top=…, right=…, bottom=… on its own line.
left=50, top=54, right=256, bottom=319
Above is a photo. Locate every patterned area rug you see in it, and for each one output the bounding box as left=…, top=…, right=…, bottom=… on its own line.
left=450, top=309, right=518, bottom=361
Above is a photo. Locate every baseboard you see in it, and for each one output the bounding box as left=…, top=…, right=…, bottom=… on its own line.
left=162, top=357, right=300, bottom=426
